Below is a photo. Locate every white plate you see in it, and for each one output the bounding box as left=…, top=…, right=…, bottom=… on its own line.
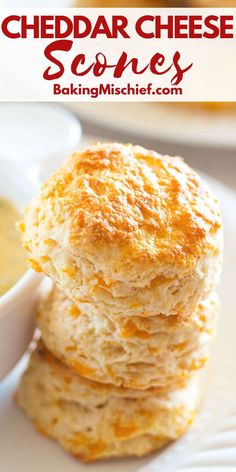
left=0, top=174, right=236, bottom=472
left=66, top=103, right=236, bottom=150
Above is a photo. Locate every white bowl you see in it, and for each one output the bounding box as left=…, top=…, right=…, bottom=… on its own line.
left=0, top=103, right=82, bottom=184
left=0, top=160, right=43, bottom=381
left=0, top=104, right=82, bottom=381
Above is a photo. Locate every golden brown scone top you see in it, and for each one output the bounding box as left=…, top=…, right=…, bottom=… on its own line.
left=22, top=143, right=222, bottom=270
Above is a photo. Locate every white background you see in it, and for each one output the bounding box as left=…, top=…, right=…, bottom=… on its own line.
left=0, top=8, right=236, bottom=101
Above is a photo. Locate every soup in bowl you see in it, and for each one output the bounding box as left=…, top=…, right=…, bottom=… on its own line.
left=0, top=197, right=28, bottom=297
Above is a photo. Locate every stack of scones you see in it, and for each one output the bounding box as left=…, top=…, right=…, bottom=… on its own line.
left=17, top=143, right=223, bottom=462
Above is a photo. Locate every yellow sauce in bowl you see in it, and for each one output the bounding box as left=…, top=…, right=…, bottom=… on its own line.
left=0, top=197, right=27, bottom=296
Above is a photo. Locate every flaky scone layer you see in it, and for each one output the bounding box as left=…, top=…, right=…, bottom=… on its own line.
left=19, top=143, right=223, bottom=318
left=37, top=286, right=219, bottom=389
left=17, top=343, right=200, bottom=462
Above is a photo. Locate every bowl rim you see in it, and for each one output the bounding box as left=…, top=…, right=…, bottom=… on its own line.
left=0, top=269, right=43, bottom=315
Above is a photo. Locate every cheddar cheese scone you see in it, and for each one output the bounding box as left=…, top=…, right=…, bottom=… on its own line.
left=37, top=286, right=219, bottom=389
left=19, top=143, right=223, bottom=319
left=17, top=342, right=200, bottom=462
